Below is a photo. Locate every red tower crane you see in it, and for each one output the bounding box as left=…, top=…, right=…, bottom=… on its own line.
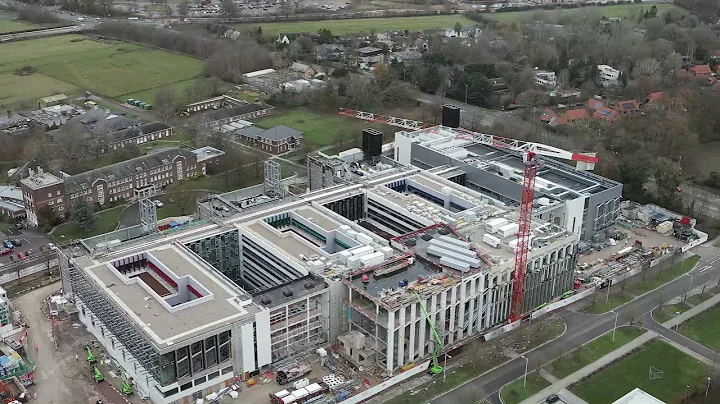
left=339, top=109, right=599, bottom=322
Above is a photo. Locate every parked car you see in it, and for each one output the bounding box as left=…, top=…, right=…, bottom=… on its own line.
left=0, top=249, right=11, bottom=257
left=154, top=200, right=164, bottom=208
left=47, top=243, right=57, bottom=251
left=17, top=252, right=25, bottom=260
left=3, top=241, right=13, bottom=249
left=25, top=250, right=32, bottom=257
left=546, top=394, right=560, bottom=404
left=11, top=239, right=21, bottom=247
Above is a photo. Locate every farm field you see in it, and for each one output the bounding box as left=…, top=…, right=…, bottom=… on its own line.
left=0, top=73, right=79, bottom=107
left=487, top=3, right=685, bottom=24
left=236, top=15, right=476, bottom=37
left=571, top=340, right=710, bottom=404
left=0, top=35, right=204, bottom=104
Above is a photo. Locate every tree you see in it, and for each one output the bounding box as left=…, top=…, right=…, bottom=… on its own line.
left=71, top=199, right=96, bottom=232
left=36, top=206, right=59, bottom=232
left=209, top=129, right=227, bottom=151
left=453, top=22, right=462, bottom=36
left=222, top=0, right=237, bottom=17
left=186, top=123, right=199, bottom=148
left=655, top=157, right=682, bottom=208
left=166, top=182, right=196, bottom=215
left=178, top=0, right=188, bottom=18
left=632, top=58, right=661, bottom=78
left=318, top=28, right=334, bottom=44
left=155, top=88, right=177, bottom=123
left=619, top=277, right=629, bottom=296
left=458, top=71, right=493, bottom=107
left=43, top=249, right=55, bottom=276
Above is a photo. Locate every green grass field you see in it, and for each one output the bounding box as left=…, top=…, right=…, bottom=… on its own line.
left=572, top=340, right=710, bottom=404
left=121, top=78, right=203, bottom=104
left=501, top=373, right=550, bottom=404
left=0, top=73, right=79, bottom=107
left=0, top=35, right=204, bottom=104
left=253, top=108, right=395, bottom=147
left=487, top=3, right=685, bottom=24
left=0, top=15, right=36, bottom=34
left=52, top=206, right=124, bottom=241
left=549, top=327, right=645, bottom=379
left=236, top=15, right=476, bottom=37
left=654, top=302, right=692, bottom=324
left=678, top=305, right=720, bottom=352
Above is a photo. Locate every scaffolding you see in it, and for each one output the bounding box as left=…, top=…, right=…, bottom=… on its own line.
left=264, top=160, right=283, bottom=198
left=69, top=262, right=161, bottom=383
left=139, top=198, right=158, bottom=235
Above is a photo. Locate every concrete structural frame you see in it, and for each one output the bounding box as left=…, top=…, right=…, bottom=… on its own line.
left=392, top=125, right=622, bottom=242
left=61, top=151, right=587, bottom=393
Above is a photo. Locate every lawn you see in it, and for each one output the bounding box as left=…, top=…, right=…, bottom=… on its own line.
left=37, top=44, right=204, bottom=98
left=0, top=36, right=204, bottom=100
left=687, top=292, right=715, bottom=306
left=571, top=340, right=711, bottom=404
left=51, top=206, right=125, bottom=241
left=157, top=202, right=185, bottom=220
left=486, top=3, right=685, bottom=24
left=501, top=373, right=550, bottom=404
left=548, top=327, right=645, bottom=379
left=120, top=78, right=233, bottom=105
left=236, top=15, right=476, bottom=38
left=654, top=303, right=692, bottom=324
left=0, top=35, right=110, bottom=70
left=627, top=255, right=700, bottom=296
left=678, top=305, right=720, bottom=352
left=253, top=108, right=390, bottom=147
left=583, top=293, right=635, bottom=314
left=181, top=173, right=263, bottom=193
left=0, top=16, right=36, bottom=34
left=0, top=73, right=79, bottom=107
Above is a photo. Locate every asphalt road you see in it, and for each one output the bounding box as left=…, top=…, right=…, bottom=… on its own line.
left=429, top=248, right=720, bottom=404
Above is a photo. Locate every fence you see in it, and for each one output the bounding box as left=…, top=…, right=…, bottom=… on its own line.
left=337, top=361, right=430, bottom=404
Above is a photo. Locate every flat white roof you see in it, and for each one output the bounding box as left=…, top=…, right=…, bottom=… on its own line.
left=612, top=388, right=666, bottom=404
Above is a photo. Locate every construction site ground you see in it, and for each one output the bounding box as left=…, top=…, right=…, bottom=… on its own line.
left=578, top=226, right=684, bottom=265
left=13, top=281, right=139, bottom=404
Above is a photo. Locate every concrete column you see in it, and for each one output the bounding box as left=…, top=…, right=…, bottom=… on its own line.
left=449, top=286, right=457, bottom=344
left=374, top=303, right=379, bottom=366
left=418, top=299, right=426, bottom=358
left=306, top=297, right=311, bottom=344
left=408, top=303, right=417, bottom=361
left=397, top=306, right=406, bottom=367
left=439, top=291, right=447, bottom=344
left=285, top=304, right=290, bottom=355
left=386, top=310, right=396, bottom=374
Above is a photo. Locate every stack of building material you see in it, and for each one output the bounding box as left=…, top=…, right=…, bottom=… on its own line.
left=426, top=237, right=481, bottom=271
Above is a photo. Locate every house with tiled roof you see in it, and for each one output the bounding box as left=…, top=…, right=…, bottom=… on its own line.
left=711, top=50, right=720, bottom=60
left=593, top=106, right=618, bottom=123
left=564, top=108, right=588, bottom=123
left=587, top=98, right=604, bottom=111
left=615, top=100, right=640, bottom=115
left=690, top=65, right=713, bottom=76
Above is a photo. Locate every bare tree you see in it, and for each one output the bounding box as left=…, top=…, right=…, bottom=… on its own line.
left=166, top=181, right=196, bottom=215
left=178, top=0, right=189, bottom=19
left=619, top=277, right=630, bottom=297
left=632, top=58, right=662, bottom=78
left=155, top=88, right=177, bottom=123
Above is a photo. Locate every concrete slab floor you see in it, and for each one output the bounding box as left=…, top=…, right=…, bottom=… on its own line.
left=578, top=227, right=684, bottom=265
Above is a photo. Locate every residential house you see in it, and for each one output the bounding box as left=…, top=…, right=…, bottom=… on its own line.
left=587, top=98, right=604, bottom=111
left=564, top=108, right=588, bottom=123
left=238, top=125, right=302, bottom=154
left=357, top=47, right=384, bottom=67
left=223, top=29, right=241, bottom=40
left=593, top=106, right=618, bottom=123
left=276, top=34, right=290, bottom=45
left=74, top=109, right=138, bottom=135
left=315, top=44, right=345, bottom=62
left=597, top=64, right=620, bottom=86
left=711, top=50, right=720, bottom=61
left=290, top=62, right=315, bottom=79
left=185, top=94, right=247, bottom=114
left=412, top=38, right=428, bottom=52
left=550, top=88, right=581, bottom=100
left=535, top=69, right=557, bottom=88
left=443, top=26, right=481, bottom=39
left=489, top=77, right=509, bottom=93
left=615, top=100, right=640, bottom=115
left=690, top=65, right=712, bottom=76
left=196, top=102, right=275, bottom=130
left=389, top=51, right=422, bottom=64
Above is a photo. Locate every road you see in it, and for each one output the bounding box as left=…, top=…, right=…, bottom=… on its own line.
left=429, top=248, right=720, bottom=404
left=679, top=183, right=720, bottom=220
left=415, top=93, right=510, bottom=128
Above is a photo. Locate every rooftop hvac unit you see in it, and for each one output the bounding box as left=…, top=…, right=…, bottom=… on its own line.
left=486, top=218, right=509, bottom=233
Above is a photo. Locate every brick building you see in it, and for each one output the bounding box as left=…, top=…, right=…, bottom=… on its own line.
left=20, top=148, right=199, bottom=227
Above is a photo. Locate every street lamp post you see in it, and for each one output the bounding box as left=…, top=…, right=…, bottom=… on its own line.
left=465, top=85, right=468, bottom=104
left=521, top=355, right=529, bottom=388
left=612, top=310, right=619, bottom=341
left=403, top=68, right=406, bottom=82
left=605, top=280, right=611, bottom=304
left=714, top=350, right=717, bottom=370
left=684, top=384, right=690, bottom=402
left=707, top=377, right=711, bottom=397
left=443, top=354, right=451, bottom=382
left=442, top=91, right=446, bottom=104
left=683, top=273, right=694, bottom=304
